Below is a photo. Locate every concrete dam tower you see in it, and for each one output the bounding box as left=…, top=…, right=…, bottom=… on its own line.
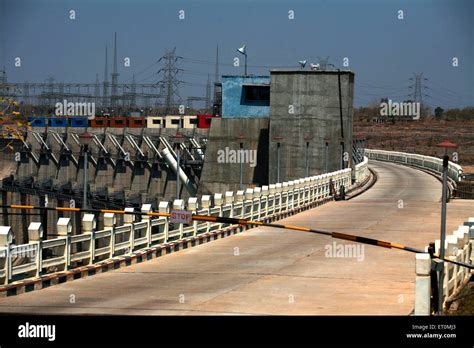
left=268, top=70, right=354, bottom=183
left=198, top=69, right=355, bottom=194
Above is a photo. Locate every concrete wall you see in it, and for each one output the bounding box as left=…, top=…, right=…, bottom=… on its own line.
left=268, top=70, right=354, bottom=183
left=198, top=117, right=269, bottom=195
left=221, top=76, right=270, bottom=117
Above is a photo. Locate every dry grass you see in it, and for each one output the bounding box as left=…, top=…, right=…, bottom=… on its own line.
left=354, top=118, right=474, bottom=169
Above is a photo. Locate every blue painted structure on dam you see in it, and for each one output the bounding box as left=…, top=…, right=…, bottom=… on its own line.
left=221, top=75, right=270, bottom=117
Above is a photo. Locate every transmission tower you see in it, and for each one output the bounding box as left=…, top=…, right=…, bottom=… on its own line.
left=44, top=77, right=55, bottom=106
left=409, top=73, right=428, bottom=104
left=158, top=48, right=182, bottom=114
left=0, top=66, right=7, bottom=100
left=0, top=66, right=6, bottom=85
left=130, top=74, right=136, bottom=108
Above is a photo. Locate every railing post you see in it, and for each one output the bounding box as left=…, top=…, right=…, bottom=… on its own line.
left=103, top=213, right=116, bottom=257
left=268, top=185, right=276, bottom=218
left=225, top=191, right=234, bottom=219
left=235, top=190, right=244, bottom=223
left=463, top=218, right=474, bottom=265
left=123, top=207, right=135, bottom=253
left=158, top=201, right=170, bottom=242
left=282, top=182, right=289, bottom=213
left=0, top=226, right=13, bottom=285
left=455, top=226, right=469, bottom=276
left=201, top=195, right=211, bottom=233
left=261, top=186, right=269, bottom=219
left=173, top=199, right=185, bottom=238
left=188, top=197, right=199, bottom=236
left=297, top=179, right=303, bottom=207
left=321, top=175, right=327, bottom=198
left=141, top=204, right=152, bottom=247
left=316, top=177, right=321, bottom=200
left=244, top=188, right=254, bottom=221
left=28, top=222, right=43, bottom=278
left=213, top=193, right=223, bottom=230
left=275, top=184, right=282, bottom=213
left=288, top=181, right=294, bottom=211
left=82, top=214, right=96, bottom=265
left=415, top=253, right=432, bottom=315
left=253, top=187, right=262, bottom=220
left=446, top=235, right=458, bottom=298
left=57, top=217, right=72, bottom=270
left=305, top=178, right=311, bottom=205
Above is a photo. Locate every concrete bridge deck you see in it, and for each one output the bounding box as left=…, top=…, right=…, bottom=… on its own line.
left=0, top=161, right=473, bottom=315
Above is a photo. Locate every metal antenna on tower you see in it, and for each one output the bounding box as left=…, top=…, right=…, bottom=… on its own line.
left=157, top=47, right=182, bottom=114
left=103, top=45, right=109, bottom=108
left=111, top=32, right=119, bottom=109
left=317, top=56, right=330, bottom=70
left=213, top=45, right=219, bottom=104
left=205, top=74, right=211, bottom=111
left=94, top=73, right=100, bottom=105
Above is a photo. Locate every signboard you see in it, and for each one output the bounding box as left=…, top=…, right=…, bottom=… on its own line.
left=170, top=209, right=192, bottom=224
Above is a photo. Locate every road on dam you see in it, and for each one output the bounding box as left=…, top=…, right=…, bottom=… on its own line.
left=0, top=161, right=473, bottom=315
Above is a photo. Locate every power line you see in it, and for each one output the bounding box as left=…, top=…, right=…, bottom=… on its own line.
left=181, top=57, right=294, bottom=70
left=428, top=79, right=474, bottom=100
left=356, top=79, right=410, bottom=89
left=122, top=60, right=160, bottom=84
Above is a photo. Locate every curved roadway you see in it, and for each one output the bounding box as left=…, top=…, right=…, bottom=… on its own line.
left=1, top=161, right=473, bottom=315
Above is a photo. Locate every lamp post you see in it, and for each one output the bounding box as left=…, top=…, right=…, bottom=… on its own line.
left=273, top=136, right=284, bottom=183
left=172, top=132, right=185, bottom=200
left=237, top=45, right=247, bottom=76
left=304, top=134, right=313, bottom=177
left=236, top=134, right=246, bottom=190
left=324, top=138, right=330, bottom=173
left=79, top=132, right=94, bottom=209
left=435, top=139, right=458, bottom=315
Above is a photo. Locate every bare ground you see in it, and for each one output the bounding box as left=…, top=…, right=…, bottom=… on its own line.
left=354, top=119, right=474, bottom=172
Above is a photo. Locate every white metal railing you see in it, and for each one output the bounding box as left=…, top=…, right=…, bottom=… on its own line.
left=365, top=149, right=463, bottom=183
left=0, top=160, right=371, bottom=285
left=414, top=221, right=473, bottom=315
left=354, top=156, right=369, bottom=183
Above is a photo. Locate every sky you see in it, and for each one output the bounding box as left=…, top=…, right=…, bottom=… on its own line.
left=1, top=0, right=473, bottom=108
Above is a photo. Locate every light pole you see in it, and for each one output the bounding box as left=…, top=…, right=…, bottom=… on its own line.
left=340, top=141, right=346, bottom=169
left=173, top=132, right=185, bottom=200
left=435, top=139, right=457, bottom=315
left=79, top=132, right=94, bottom=209
left=237, top=45, right=247, bottom=76
left=273, top=136, right=284, bottom=183
left=324, top=139, right=330, bottom=173
left=236, top=134, right=246, bottom=190
left=304, top=134, right=313, bottom=177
